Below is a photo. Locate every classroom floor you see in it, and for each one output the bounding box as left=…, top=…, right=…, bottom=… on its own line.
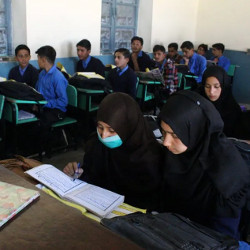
left=40, top=145, right=85, bottom=171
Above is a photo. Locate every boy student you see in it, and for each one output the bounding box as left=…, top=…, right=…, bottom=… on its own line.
left=212, top=43, right=230, bottom=72
left=180, top=41, right=207, bottom=83
left=35, top=45, right=68, bottom=151
left=153, top=45, right=178, bottom=94
left=76, top=39, right=105, bottom=77
left=166, top=43, right=183, bottom=64
left=128, top=36, right=154, bottom=72
left=108, top=48, right=137, bottom=99
left=8, top=44, right=39, bottom=88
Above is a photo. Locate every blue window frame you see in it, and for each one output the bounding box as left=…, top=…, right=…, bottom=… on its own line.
left=101, top=0, right=139, bottom=54
left=0, top=0, right=11, bottom=56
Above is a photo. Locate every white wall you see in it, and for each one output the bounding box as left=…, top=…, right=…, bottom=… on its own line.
left=150, top=0, right=199, bottom=51
left=137, top=0, right=153, bottom=52
left=12, top=0, right=27, bottom=51
left=25, top=0, right=102, bottom=59
left=196, top=0, right=250, bottom=51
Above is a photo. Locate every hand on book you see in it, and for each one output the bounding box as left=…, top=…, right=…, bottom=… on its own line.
left=63, top=162, right=83, bottom=179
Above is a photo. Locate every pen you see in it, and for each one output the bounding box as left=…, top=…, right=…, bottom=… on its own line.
left=72, top=162, right=81, bottom=181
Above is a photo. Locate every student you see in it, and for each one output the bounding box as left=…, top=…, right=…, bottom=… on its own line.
left=35, top=45, right=68, bottom=151
left=197, top=66, right=242, bottom=137
left=153, top=44, right=178, bottom=94
left=197, top=44, right=208, bottom=58
left=128, top=36, right=154, bottom=72
left=212, top=43, right=230, bottom=72
left=108, top=48, right=137, bottom=98
left=159, top=90, right=249, bottom=239
left=76, top=39, right=105, bottom=77
left=180, top=41, right=207, bottom=83
left=63, top=93, right=162, bottom=209
left=166, top=43, right=183, bottom=64
left=8, top=44, right=39, bottom=88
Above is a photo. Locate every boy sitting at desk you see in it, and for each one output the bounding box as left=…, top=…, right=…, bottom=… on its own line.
left=8, top=44, right=39, bottom=88
left=180, top=41, right=207, bottom=84
left=211, top=43, right=230, bottom=72
left=34, top=45, right=68, bottom=152
left=166, top=43, right=183, bottom=64
left=108, top=48, right=137, bottom=99
left=128, top=36, right=154, bottom=72
left=76, top=39, right=105, bottom=77
left=153, top=45, right=178, bottom=94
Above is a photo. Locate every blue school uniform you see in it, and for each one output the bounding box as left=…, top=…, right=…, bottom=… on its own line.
left=36, top=64, right=68, bottom=112
left=109, top=66, right=137, bottom=98
left=76, top=56, right=105, bottom=77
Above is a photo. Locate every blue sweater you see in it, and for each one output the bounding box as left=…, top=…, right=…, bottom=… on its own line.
left=108, top=66, right=137, bottom=98
left=76, top=56, right=105, bottom=77
left=36, top=65, right=68, bottom=112
left=8, top=64, right=39, bottom=88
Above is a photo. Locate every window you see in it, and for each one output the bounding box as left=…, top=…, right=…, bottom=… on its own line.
left=101, top=0, right=139, bottom=54
left=0, top=0, right=11, bottom=56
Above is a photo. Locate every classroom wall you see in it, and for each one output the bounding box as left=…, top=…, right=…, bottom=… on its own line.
left=137, top=0, right=153, bottom=52
left=150, top=0, right=199, bottom=50
left=196, top=0, right=250, bottom=51
left=20, top=0, right=102, bottom=59
left=196, top=1, right=250, bottom=103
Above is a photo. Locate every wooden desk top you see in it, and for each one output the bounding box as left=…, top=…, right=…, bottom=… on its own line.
left=0, top=166, right=141, bottom=250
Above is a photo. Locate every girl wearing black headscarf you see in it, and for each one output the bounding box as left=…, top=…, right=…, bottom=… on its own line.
left=159, top=90, right=249, bottom=239
left=64, top=93, right=163, bottom=209
left=197, top=65, right=242, bottom=137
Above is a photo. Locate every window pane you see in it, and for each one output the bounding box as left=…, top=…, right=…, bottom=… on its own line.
left=116, top=5, right=135, bottom=27
left=115, top=29, right=133, bottom=50
left=0, top=13, right=5, bottom=26
left=0, top=0, right=5, bottom=9
left=101, top=28, right=111, bottom=51
left=0, top=29, right=7, bottom=55
left=116, top=0, right=136, bottom=4
left=101, top=2, right=112, bottom=26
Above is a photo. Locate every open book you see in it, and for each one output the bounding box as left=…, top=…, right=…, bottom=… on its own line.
left=25, top=165, right=124, bottom=218
left=0, top=181, right=40, bottom=228
left=76, top=72, right=105, bottom=80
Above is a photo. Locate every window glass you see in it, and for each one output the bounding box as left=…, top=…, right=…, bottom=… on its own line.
left=101, top=0, right=139, bottom=54
left=0, top=0, right=11, bottom=56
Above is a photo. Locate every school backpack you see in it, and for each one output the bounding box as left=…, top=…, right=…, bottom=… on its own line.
left=101, top=212, right=239, bottom=249
left=0, top=81, right=44, bottom=101
left=68, top=74, right=112, bottom=94
left=229, top=138, right=250, bottom=243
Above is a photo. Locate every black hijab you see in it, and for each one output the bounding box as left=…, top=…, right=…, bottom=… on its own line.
left=82, top=93, right=163, bottom=209
left=197, top=65, right=241, bottom=136
left=159, top=90, right=249, bottom=222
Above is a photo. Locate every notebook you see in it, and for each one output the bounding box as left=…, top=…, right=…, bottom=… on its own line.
left=0, top=181, right=40, bottom=228
left=18, top=110, right=36, bottom=120
left=25, top=164, right=124, bottom=218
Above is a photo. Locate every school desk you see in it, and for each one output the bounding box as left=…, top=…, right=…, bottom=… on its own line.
left=0, top=166, right=141, bottom=250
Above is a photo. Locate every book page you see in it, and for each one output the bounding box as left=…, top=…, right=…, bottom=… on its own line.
left=77, top=72, right=105, bottom=79
left=25, top=165, right=87, bottom=197
left=65, top=184, right=124, bottom=218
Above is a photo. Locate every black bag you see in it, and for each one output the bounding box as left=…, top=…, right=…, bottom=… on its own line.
left=229, top=138, right=250, bottom=243
left=135, top=68, right=164, bottom=85
left=68, top=74, right=112, bottom=94
left=101, top=212, right=239, bottom=249
left=0, top=81, right=44, bottom=101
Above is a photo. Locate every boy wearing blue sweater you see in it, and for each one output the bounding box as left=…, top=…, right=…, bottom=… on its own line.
left=108, top=48, right=137, bottom=99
